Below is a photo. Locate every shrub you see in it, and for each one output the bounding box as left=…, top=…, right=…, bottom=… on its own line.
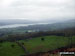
left=11, top=44, right=15, bottom=48
left=41, top=38, right=45, bottom=41
left=21, top=42, right=24, bottom=45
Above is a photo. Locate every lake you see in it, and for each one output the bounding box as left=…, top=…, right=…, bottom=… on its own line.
left=0, top=23, right=50, bottom=29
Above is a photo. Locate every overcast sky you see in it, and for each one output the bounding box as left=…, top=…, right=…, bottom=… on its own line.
left=0, top=0, right=75, bottom=21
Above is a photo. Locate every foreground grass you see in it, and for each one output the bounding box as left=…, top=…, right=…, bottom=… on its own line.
left=0, top=36, right=75, bottom=56
left=0, top=42, right=25, bottom=56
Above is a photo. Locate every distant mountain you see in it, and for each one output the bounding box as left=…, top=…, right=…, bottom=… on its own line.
left=0, top=19, right=75, bottom=31
left=0, top=23, right=6, bottom=26
left=49, top=19, right=75, bottom=30
left=0, top=18, right=72, bottom=26
left=0, top=19, right=36, bottom=26
left=0, top=19, right=75, bottom=37
left=18, top=19, right=75, bottom=31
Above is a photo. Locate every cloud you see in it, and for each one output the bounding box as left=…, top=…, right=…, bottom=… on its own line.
left=0, top=0, right=75, bottom=21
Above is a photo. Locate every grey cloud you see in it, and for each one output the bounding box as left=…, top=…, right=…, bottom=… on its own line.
left=0, top=0, right=75, bottom=20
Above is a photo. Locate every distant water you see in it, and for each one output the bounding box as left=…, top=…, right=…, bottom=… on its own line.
left=0, top=23, right=49, bottom=29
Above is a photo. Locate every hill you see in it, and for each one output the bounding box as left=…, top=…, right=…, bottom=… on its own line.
left=16, top=19, right=75, bottom=31
left=0, top=19, right=36, bottom=26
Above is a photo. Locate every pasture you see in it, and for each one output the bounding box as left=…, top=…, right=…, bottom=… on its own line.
left=0, top=36, right=75, bottom=56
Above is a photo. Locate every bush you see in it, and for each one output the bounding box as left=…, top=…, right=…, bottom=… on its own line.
left=11, top=44, right=15, bottom=48
left=41, top=38, right=45, bottom=41
left=21, top=42, right=24, bottom=45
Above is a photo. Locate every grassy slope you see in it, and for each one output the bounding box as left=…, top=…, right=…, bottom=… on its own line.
left=0, top=42, right=25, bottom=56
left=20, top=36, right=75, bottom=54
left=0, top=36, right=75, bottom=56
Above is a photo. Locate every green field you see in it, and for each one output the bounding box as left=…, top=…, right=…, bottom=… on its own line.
left=0, top=36, right=75, bottom=56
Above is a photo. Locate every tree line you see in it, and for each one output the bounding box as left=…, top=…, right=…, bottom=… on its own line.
left=0, top=27, right=75, bottom=42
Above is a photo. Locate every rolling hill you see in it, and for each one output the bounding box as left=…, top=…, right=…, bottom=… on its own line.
left=16, top=19, right=75, bottom=31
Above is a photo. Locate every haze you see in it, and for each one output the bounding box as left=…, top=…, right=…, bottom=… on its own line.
left=0, top=0, right=75, bottom=21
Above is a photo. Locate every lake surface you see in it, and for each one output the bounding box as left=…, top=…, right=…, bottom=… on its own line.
left=0, top=23, right=50, bottom=29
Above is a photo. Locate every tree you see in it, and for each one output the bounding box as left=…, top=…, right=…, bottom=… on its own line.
left=41, top=38, right=45, bottom=41
left=11, top=44, right=15, bottom=48
left=0, top=40, right=3, bottom=43
left=21, top=42, right=24, bottom=45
